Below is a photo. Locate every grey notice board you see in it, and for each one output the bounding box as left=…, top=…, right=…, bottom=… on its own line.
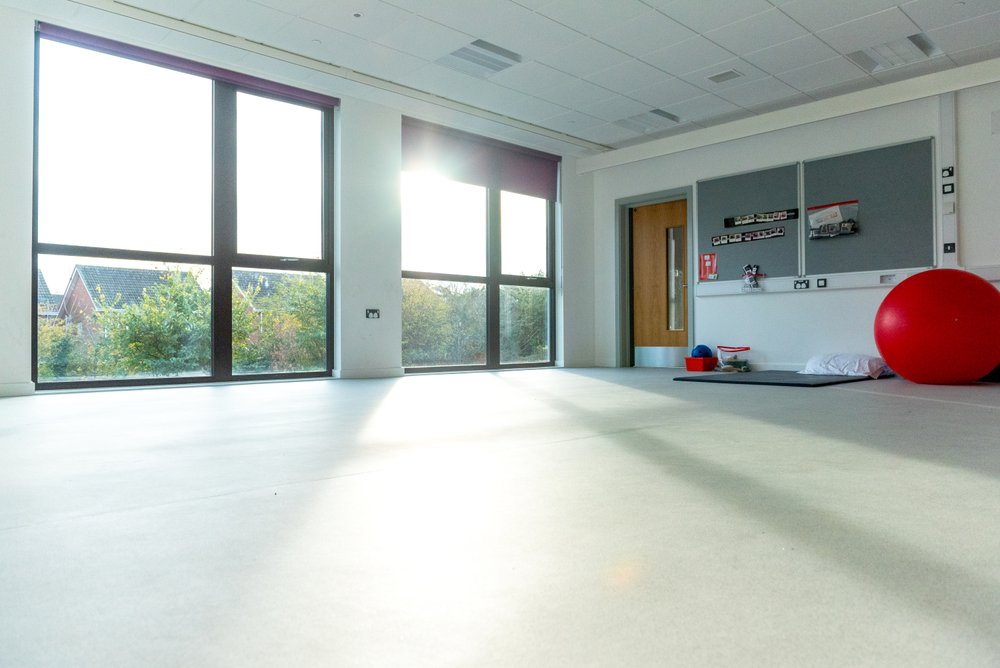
left=803, top=139, right=934, bottom=275
left=697, top=164, right=800, bottom=280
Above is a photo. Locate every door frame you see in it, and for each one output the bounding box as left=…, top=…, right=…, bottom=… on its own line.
left=614, top=187, right=694, bottom=367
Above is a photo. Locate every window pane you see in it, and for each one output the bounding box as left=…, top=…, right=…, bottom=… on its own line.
left=36, top=255, right=212, bottom=382
left=501, top=191, right=548, bottom=277
left=500, top=285, right=550, bottom=364
left=402, top=279, right=486, bottom=367
left=37, top=40, right=212, bottom=254
left=237, top=92, right=323, bottom=259
left=232, top=269, right=327, bottom=375
left=402, top=172, right=487, bottom=276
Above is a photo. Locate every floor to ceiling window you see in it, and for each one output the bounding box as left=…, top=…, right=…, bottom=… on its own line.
left=33, top=24, right=336, bottom=388
left=400, top=119, right=558, bottom=371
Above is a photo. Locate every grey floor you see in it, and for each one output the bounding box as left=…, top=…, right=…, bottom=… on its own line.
left=2, top=368, right=999, bottom=667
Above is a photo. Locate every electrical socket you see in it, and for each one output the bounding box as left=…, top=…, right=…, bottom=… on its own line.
left=365, top=309, right=380, bottom=319
left=794, top=280, right=809, bottom=290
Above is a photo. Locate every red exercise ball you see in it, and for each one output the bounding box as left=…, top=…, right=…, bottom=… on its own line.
left=874, top=269, right=1000, bottom=384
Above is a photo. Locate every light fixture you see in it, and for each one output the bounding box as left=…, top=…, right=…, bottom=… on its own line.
left=615, top=109, right=682, bottom=134
left=436, top=39, right=522, bottom=78
left=847, top=33, right=942, bottom=73
left=707, top=69, right=743, bottom=84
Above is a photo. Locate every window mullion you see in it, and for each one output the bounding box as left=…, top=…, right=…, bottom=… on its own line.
left=486, top=188, right=502, bottom=368
left=212, top=82, right=238, bottom=381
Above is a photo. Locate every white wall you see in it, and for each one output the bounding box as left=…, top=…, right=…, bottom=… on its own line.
left=0, top=7, right=35, bottom=396
left=334, top=98, right=404, bottom=379
left=587, top=94, right=1000, bottom=369
left=957, top=81, right=1000, bottom=270
left=556, top=156, right=596, bottom=367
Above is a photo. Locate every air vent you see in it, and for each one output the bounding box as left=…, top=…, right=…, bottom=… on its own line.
left=846, top=33, right=942, bottom=73
left=649, top=108, right=681, bottom=123
left=437, top=39, right=522, bottom=78
left=615, top=109, right=682, bottom=134
left=707, top=69, right=743, bottom=84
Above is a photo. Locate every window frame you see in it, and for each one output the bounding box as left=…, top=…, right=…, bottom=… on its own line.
left=32, top=25, right=337, bottom=389
left=401, top=186, right=557, bottom=373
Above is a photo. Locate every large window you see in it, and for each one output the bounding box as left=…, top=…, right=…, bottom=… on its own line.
left=33, top=25, right=336, bottom=388
left=401, top=120, right=558, bottom=371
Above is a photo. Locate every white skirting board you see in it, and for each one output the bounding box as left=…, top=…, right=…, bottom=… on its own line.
left=0, top=382, right=34, bottom=397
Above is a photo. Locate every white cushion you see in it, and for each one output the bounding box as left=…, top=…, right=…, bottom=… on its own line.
left=799, top=353, right=892, bottom=378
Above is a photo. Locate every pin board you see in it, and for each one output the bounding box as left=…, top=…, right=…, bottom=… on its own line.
left=696, top=164, right=800, bottom=281
left=802, top=139, right=934, bottom=275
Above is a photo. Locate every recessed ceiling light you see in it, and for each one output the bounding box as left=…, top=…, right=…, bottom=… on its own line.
left=707, top=69, right=743, bottom=84
left=436, top=39, right=522, bottom=78
left=847, top=33, right=942, bottom=73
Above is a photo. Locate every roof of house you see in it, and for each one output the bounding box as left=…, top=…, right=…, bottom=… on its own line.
left=37, top=273, right=62, bottom=313
left=233, top=270, right=287, bottom=300
left=73, top=265, right=181, bottom=309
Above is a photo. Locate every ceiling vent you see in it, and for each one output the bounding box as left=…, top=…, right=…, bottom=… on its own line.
left=615, top=109, right=682, bottom=134
left=847, top=33, right=942, bottom=73
left=707, top=69, right=743, bottom=84
left=437, top=39, right=522, bottom=78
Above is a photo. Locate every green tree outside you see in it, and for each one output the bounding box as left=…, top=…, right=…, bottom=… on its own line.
left=37, top=268, right=327, bottom=381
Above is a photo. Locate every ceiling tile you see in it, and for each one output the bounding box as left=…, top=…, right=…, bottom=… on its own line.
left=778, top=56, right=871, bottom=92
left=537, top=38, right=633, bottom=77
left=871, top=55, right=956, bottom=83
left=653, top=0, right=775, bottom=33
left=705, top=8, right=808, bottom=55
left=778, top=0, right=901, bottom=32
left=541, top=109, right=607, bottom=135
left=948, top=40, right=1000, bottom=66
left=746, top=93, right=813, bottom=114
left=537, top=77, right=618, bottom=108
left=627, top=76, right=707, bottom=107
left=402, top=62, right=496, bottom=101
left=662, top=93, right=742, bottom=124
left=396, top=0, right=540, bottom=39
left=491, top=62, right=576, bottom=97
left=156, top=30, right=250, bottom=66
left=116, top=0, right=202, bottom=16
left=902, top=0, right=1000, bottom=31
left=185, top=1, right=296, bottom=42
left=373, top=15, right=472, bottom=60
left=681, top=58, right=770, bottom=91
left=696, top=108, right=756, bottom=127
left=592, top=9, right=696, bottom=58
left=268, top=18, right=355, bottom=63
left=299, top=0, right=413, bottom=39
left=581, top=95, right=656, bottom=122
left=743, top=34, right=839, bottom=74
left=492, top=93, right=571, bottom=124
left=715, top=76, right=803, bottom=107
left=807, top=77, right=880, bottom=99
left=342, top=42, right=429, bottom=80
left=251, top=0, right=318, bottom=13
left=477, top=11, right=583, bottom=60
left=816, top=7, right=922, bottom=55
left=534, top=0, right=652, bottom=36
left=583, top=59, right=673, bottom=93
left=927, top=10, right=1000, bottom=53
left=575, top=122, right=645, bottom=147
left=642, top=36, right=735, bottom=76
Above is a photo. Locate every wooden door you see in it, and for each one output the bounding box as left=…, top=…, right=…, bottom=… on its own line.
left=632, top=200, right=688, bottom=348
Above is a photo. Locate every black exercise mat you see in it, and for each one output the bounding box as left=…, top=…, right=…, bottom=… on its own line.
left=674, top=370, right=875, bottom=387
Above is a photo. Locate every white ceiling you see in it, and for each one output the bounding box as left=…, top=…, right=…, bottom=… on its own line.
left=9, top=0, right=1000, bottom=155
